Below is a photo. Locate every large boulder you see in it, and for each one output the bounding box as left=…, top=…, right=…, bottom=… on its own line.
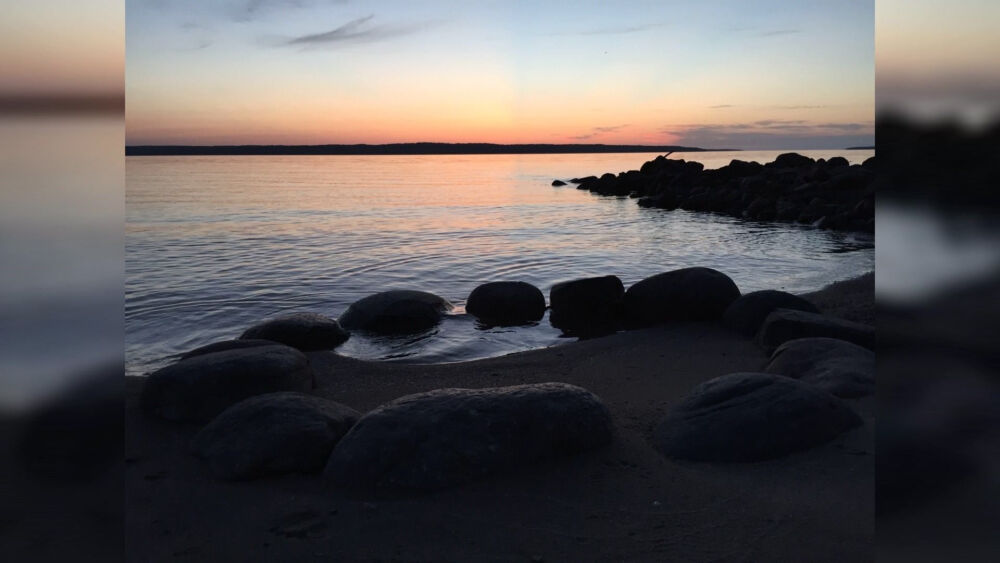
left=764, top=337, right=875, bottom=398
left=757, top=308, right=875, bottom=352
left=239, top=312, right=349, bottom=350
left=338, top=290, right=453, bottom=334
left=624, top=267, right=741, bottom=324
left=654, top=372, right=862, bottom=462
left=192, top=392, right=360, bottom=480
left=140, top=345, right=313, bottom=423
left=325, top=383, right=614, bottom=492
left=548, top=275, right=624, bottom=335
left=722, top=290, right=820, bottom=336
left=180, top=339, right=277, bottom=360
left=771, top=152, right=816, bottom=169
left=466, top=281, right=546, bottom=326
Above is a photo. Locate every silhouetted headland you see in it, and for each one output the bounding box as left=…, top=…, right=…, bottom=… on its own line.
left=125, top=142, right=719, bottom=156
left=563, top=152, right=875, bottom=233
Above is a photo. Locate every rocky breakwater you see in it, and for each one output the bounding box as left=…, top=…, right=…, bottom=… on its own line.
left=562, top=153, right=875, bottom=233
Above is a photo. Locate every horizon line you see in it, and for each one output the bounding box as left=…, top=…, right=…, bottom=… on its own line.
left=125, top=142, right=726, bottom=156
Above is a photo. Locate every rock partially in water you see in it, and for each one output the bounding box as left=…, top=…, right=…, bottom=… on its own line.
left=624, top=267, right=741, bottom=324
left=654, top=372, right=862, bottom=462
left=140, top=345, right=313, bottom=423
left=722, top=290, right=820, bottom=337
left=325, top=382, right=614, bottom=492
left=180, top=339, right=277, bottom=360
left=466, top=281, right=546, bottom=326
left=240, top=312, right=349, bottom=351
left=551, top=179, right=567, bottom=186
left=548, top=275, right=624, bottom=336
left=757, top=308, right=875, bottom=352
left=192, top=392, right=360, bottom=480
left=765, top=337, right=875, bottom=398
left=339, top=290, right=453, bottom=334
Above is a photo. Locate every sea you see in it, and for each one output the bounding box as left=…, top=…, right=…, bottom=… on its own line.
left=126, top=149, right=874, bottom=376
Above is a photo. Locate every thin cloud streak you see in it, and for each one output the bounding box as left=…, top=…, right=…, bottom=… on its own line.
left=279, top=15, right=432, bottom=48
left=572, top=124, right=630, bottom=140
left=759, top=29, right=802, bottom=37
left=231, top=0, right=348, bottom=23
left=662, top=120, right=874, bottom=149
left=555, top=23, right=666, bottom=36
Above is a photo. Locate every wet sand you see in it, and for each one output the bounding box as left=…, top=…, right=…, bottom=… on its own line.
left=125, top=272, right=873, bottom=562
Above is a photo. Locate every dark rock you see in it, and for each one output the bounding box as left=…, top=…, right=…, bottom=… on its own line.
left=466, top=281, right=546, bottom=326
left=772, top=152, right=816, bottom=169
left=549, top=275, right=624, bottom=335
left=624, top=267, right=740, bottom=324
left=826, top=156, right=850, bottom=168
left=637, top=192, right=678, bottom=210
left=654, top=372, right=862, bottom=462
left=861, top=156, right=876, bottom=170
left=722, top=290, right=820, bottom=337
left=826, top=168, right=873, bottom=193
left=571, top=176, right=597, bottom=185
left=339, top=290, right=453, bottom=334
left=757, top=308, right=875, bottom=352
left=140, top=345, right=313, bottom=422
left=240, top=313, right=349, bottom=351
left=764, top=337, right=874, bottom=398
left=720, top=159, right=763, bottom=179
left=192, top=392, right=360, bottom=480
left=551, top=179, right=567, bottom=186
left=745, top=197, right=773, bottom=219
left=774, top=198, right=799, bottom=220
left=180, top=339, right=277, bottom=360
left=325, top=383, right=613, bottom=491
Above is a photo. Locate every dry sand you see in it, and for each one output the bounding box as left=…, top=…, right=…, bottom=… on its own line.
left=126, top=273, right=874, bottom=562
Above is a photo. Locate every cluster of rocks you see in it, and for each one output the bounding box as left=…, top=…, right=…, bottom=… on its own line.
left=137, top=266, right=874, bottom=491
left=554, top=152, right=875, bottom=233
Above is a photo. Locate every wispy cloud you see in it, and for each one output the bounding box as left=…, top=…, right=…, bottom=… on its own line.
left=758, top=29, right=801, bottom=37
left=278, top=15, right=431, bottom=48
left=572, top=124, right=630, bottom=140
left=661, top=120, right=873, bottom=149
left=230, top=0, right=347, bottom=23
left=709, top=104, right=733, bottom=109
left=772, top=104, right=827, bottom=110
left=574, top=22, right=666, bottom=36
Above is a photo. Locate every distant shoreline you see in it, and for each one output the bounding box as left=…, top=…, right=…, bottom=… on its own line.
left=125, top=143, right=725, bottom=156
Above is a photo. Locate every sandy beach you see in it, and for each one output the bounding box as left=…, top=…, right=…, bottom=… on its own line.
left=124, top=273, right=873, bottom=562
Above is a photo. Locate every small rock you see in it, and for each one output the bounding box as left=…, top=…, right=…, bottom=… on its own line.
left=339, top=290, right=453, bottom=334
left=624, top=267, right=741, bottom=324
left=549, top=275, right=624, bottom=336
left=466, top=281, right=546, bottom=326
left=551, top=179, right=567, bottom=186
left=757, top=308, right=875, bottom=352
left=654, top=373, right=862, bottom=461
left=764, top=337, right=874, bottom=397
left=722, top=290, right=820, bottom=337
left=140, top=345, right=313, bottom=422
left=193, top=392, right=360, bottom=480
left=240, top=313, right=349, bottom=351
left=180, top=339, right=277, bottom=360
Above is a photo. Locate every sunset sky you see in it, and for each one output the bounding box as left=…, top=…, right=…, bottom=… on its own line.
left=125, top=0, right=874, bottom=148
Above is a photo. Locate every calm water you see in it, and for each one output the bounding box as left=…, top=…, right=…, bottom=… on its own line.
left=126, top=150, right=874, bottom=376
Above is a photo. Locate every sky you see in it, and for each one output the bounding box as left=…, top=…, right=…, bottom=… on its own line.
left=124, top=0, right=875, bottom=148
